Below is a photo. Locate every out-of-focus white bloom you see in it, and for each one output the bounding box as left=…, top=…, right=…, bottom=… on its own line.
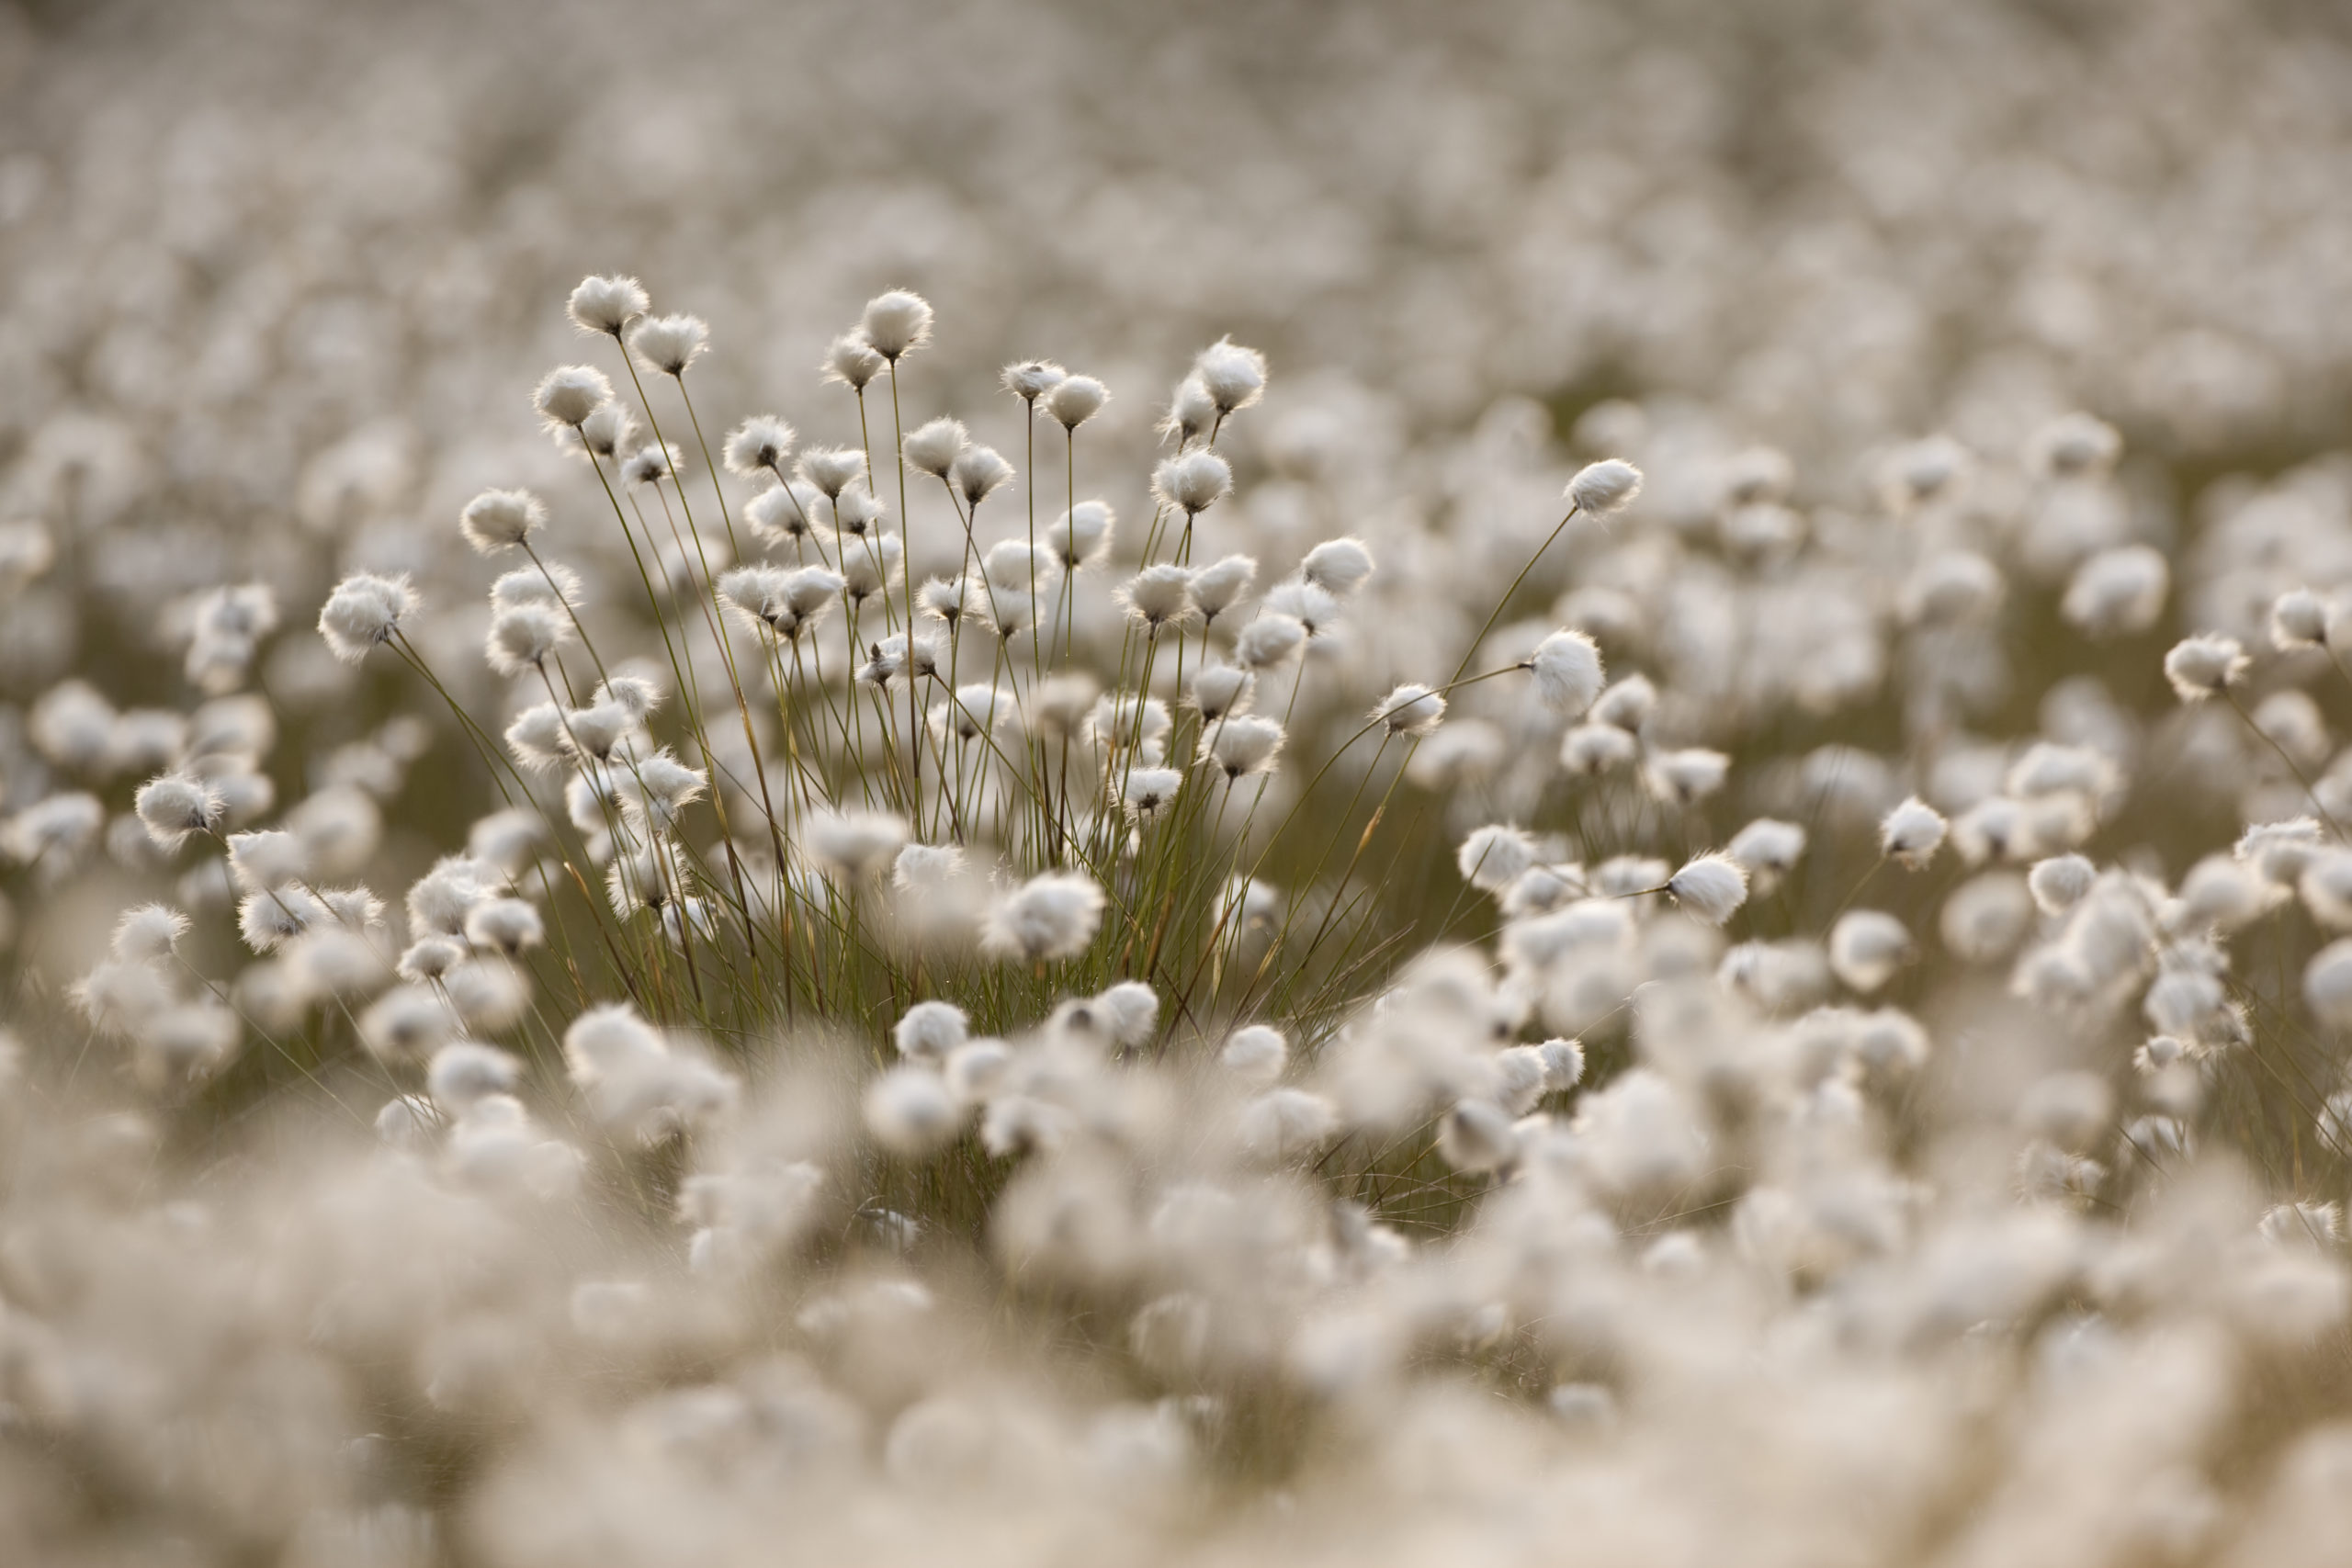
left=986, top=873, right=1106, bottom=962
left=134, top=773, right=222, bottom=852
left=1153, top=450, right=1233, bottom=515
left=1221, top=1025, right=1288, bottom=1086
left=1526, top=629, right=1605, bottom=716
left=902, top=417, right=968, bottom=478
left=1667, top=853, right=1747, bottom=924
left=2163, top=634, right=2248, bottom=701
left=568, top=275, right=648, bottom=335
left=1566, top=458, right=1643, bottom=514
left=1301, top=538, right=1374, bottom=598
left=535, top=364, right=612, bottom=430
left=1049, top=501, right=1116, bottom=569
left=1119, top=565, right=1196, bottom=630
left=458, top=488, right=544, bottom=554
left=807, top=809, right=911, bottom=883
left=1207, top=716, right=1284, bottom=780
left=1645, top=748, right=1730, bottom=806
left=1458, top=825, right=1537, bottom=892
left=2061, top=546, right=2169, bottom=637
left=1234, top=614, right=1306, bottom=671
left=865, top=1067, right=961, bottom=1156
left=895, top=1000, right=969, bottom=1063
left=1881, top=796, right=1949, bottom=867
left=1194, top=338, right=1268, bottom=414
left=1830, top=910, right=1911, bottom=992
left=1374, top=683, right=1446, bottom=737
left=318, top=573, right=417, bottom=662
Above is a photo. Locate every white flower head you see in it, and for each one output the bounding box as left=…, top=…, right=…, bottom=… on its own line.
left=568, top=275, right=649, bottom=336
left=134, top=773, right=223, bottom=853
left=823, top=332, right=887, bottom=389
left=1566, top=458, right=1643, bottom=515
left=1118, top=565, right=1197, bottom=631
left=860, top=289, right=933, bottom=360
left=2163, top=635, right=2247, bottom=702
left=1374, top=683, right=1446, bottom=737
left=902, top=417, right=968, bottom=479
left=723, top=415, right=797, bottom=477
left=1527, top=630, right=1605, bottom=716
left=1207, top=716, right=1284, bottom=780
left=1193, top=338, right=1268, bottom=415
left=1002, top=359, right=1067, bottom=401
left=1301, top=537, right=1374, bottom=599
left=807, top=809, right=911, bottom=883
left=1044, top=375, right=1109, bottom=430
left=318, top=573, right=417, bottom=663
left=1153, top=450, right=1233, bottom=516
left=1880, top=796, right=1949, bottom=868
left=1667, top=853, right=1748, bottom=925
left=459, top=488, right=545, bottom=555
left=1457, top=825, right=1537, bottom=893
left=535, top=365, right=613, bottom=430
left=1048, top=501, right=1116, bottom=570
left=986, top=872, right=1106, bottom=963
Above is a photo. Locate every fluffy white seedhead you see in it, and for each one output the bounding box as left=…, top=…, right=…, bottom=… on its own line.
left=318, top=573, right=418, bottom=663
left=1374, top=683, right=1447, bottom=737
left=1667, top=853, right=1748, bottom=925
left=1561, top=723, right=1638, bottom=775
left=464, top=897, right=545, bottom=956
left=986, top=872, right=1106, bottom=963
left=134, top=773, right=223, bottom=852
left=1044, top=375, right=1108, bottom=430
left=1566, top=458, right=1643, bottom=515
left=902, top=417, right=967, bottom=478
left=2029, top=853, right=2098, bottom=915
left=1207, top=716, right=1284, bottom=780
left=1153, top=450, right=1233, bottom=515
left=1437, top=1100, right=1520, bottom=1174
left=894, top=1000, right=969, bottom=1063
left=535, top=365, right=613, bottom=430
left=823, top=332, right=887, bottom=389
left=1002, top=359, right=1067, bottom=401
left=1121, top=767, right=1184, bottom=820
left=1119, top=565, right=1196, bottom=630
left=2309, top=941, right=2352, bottom=1031
left=950, top=446, right=1015, bottom=510
left=1189, top=554, right=1257, bottom=619
left=1645, top=748, right=1730, bottom=806
left=1194, top=338, right=1268, bottom=414
left=568, top=275, right=649, bottom=336
left=1727, top=818, right=1807, bottom=881
left=1159, top=376, right=1219, bottom=446
left=112, top=903, right=189, bottom=963
left=1589, top=674, right=1657, bottom=731
left=1875, top=795, right=1947, bottom=869
left=790, top=446, right=864, bottom=502
left=1527, top=630, right=1605, bottom=716
left=1458, top=825, right=1537, bottom=893
left=1189, top=664, right=1251, bottom=723
left=1301, top=538, right=1374, bottom=598
left=1221, top=1025, right=1288, bottom=1086
left=2271, top=588, right=2328, bottom=651
left=1830, top=910, right=1912, bottom=993
left=807, top=809, right=911, bottom=882
left=1092, top=981, right=1160, bottom=1049
left=723, top=415, right=797, bottom=476
left=2062, top=546, right=2168, bottom=637
left=860, top=289, right=933, bottom=360
left=1048, top=501, right=1116, bottom=569
left=865, top=1067, right=960, bottom=1156
left=574, top=400, right=633, bottom=459
left=459, top=488, right=545, bottom=555
left=2163, top=635, right=2247, bottom=702
left=1234, top=614, right=1306, bottom=671
left=485, top=604, right=568, bottom=676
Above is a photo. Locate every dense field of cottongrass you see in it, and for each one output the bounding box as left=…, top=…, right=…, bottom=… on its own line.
left=11, top=1, right=2352, bottom=1563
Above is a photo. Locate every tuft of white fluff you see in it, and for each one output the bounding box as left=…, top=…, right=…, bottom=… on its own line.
left=902, top=417, right=968, bottom=478
left=568, top=275, right=648, bottom=335
left=1829, top=910, right=1912, bottom=993
left=318, top=573, right=418, bottom=663
left=2163, top=634, right=2248, bottom=702
left=1457, top=825, right=1538, bottom=893
left=986, top=873, right=1107, bottom=963
left=1044, top=375, right=1109, bottom=430
left=806, top=809, right=911, bottom=882
left=459, top=489, right=545, bottom=554
left=1193, top=338, right=1268, bottom=414
left=1048, top=501, right=1116, bottom=569
left=1667, top=853, right=1748, bottom=925
left=134, top=773, right=223, bottom=852
left=860, top=289, right=933, bottom=360
left=722, top=415, right=796, bottom=476
left=1152, top=450, right=1233, bottom=515
left=1566, top=458, right=1643, bottom=514
left=894, top=1000, right=969, bottom=1063
left=1234, top=615, right=1306, bottom=671
left=2309, top=942, right=2352, bottom=1031
left=1301, top=538, right=1374, bottom=598
left=535, top=365, right=613, bottom=429
left=1437, top=1099, right=1520, bottom=1173
left=2272, top=588, right=2329, bottom=650
left=2061, top=546, right=2168, bottom=637
left=1221, top=1025, right=1288, bottom=1086
left=1527, top=630, right=1605, bottom=716
left=1188, top=554, right=1257, bottom=620
left=1001, top=359, right=1067, bottom=401
left=1880, top=796, right=1948, bottom=868
left=1207, top=716, right=1285, bottom=780
left=1727, top=818, right=1808, bottom=881
left=1374, top=683, right=1447, bottom=737
left=865, top=1067, right=960, bottom=1156
left=2029, top=853, right=2098, bottom=915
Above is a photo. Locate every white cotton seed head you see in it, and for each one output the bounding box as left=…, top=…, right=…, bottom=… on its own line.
left=1261, top=581, right=1339, bottom=635
left=1002, top=359, right=1067, bottom=401
left=1528, top=630, right=1605, bottom=716
left=950, top=446, right=1015, bottom=510
left=535, top=365, right=613, bottom=430
left=1668, top=853, right=1748, bottom=925
left=1727, top=818, right=1807, bottom=879
left=1561, top=723, right=1639, bottom=775
left=485, top=604, right=568, bottom=676
left=723, top=415, right=797, bottom=476
left=134, top=773, right=223, bottom=852
left=1829, top=910, right=1912, bottom=993
left=2062, top=547, right=2169, bottom=638
left=575, top=400, right=632, bottom=459
left=1121, top=767, right=1184, bottom=820
left=894, top=1000, right=969, bottom=1063
left=1375, top=683, right=1447, bottom=737
left=1094, top=981, right=1160, bottom=1048
left=1221, top=1025, right=1288, bottom=1086
left=1119, top=565, right=1197, bottom=630
left=1645, top=749, right=1730, bottom=806
left=1153, top=450, right=1233, bottom=515
left=1566, top=458, right=1643, bottom=514
left=2164, top=635, right=2248, bottom=702
left=944, top=1040, right=1012, bottom=1103
left=428, top=1041, right=521, bottom=1115
left=1301, top=538, right=1374, bottom=598
left=1880, top=796, right=1948, bottom=867
left=568, top=275, right=648, bottom=336
left=986, top=873, right=1106, bottom=963
left=808, top=809, right=911, bottom=882
left=2272, top=589, right=2329, bottom=650
left=112, top=903, right=189, bottom=963
left=491, top=564, right=580, bottom=615
left=860, top=290, right=933, bottom=360
left=459, top=488, right=545, bottom=555
left=1048, top=501, right=1116, bottom=569
left=796, top=446, right=866, bottom=501
left=1589, top=673, right=1657, bottom=731
left=318, top=573, right=417, bottom=663
left=865, top=1067, right=960, bottom=1156
left=1159, top=376, right=1219, bottom=446
left=1189, top=553, right=1257, bottom=618
left=2029, top=853, right=2098, bottom=915
left=1234, top=614, right=1306, bottom=671
left=902, top=417, right=967, bottom=478
left=463, top=897, right=544, bottom=956
left=823, top=332, right=887, bottom=390
left=2309, top=942, right=2352, bottom=1031
left=1044, top=375, right=1108, bottom=430
left=1206, top=715, right=1287, bottom=783
left=1189, top=664, right=1251, bottom=723
left=1194, top=338, right=1268, bottom=414
left=1458, top=825, right=1537, bottom=893
left=1438, top=1100, right=1520, bottom=1173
